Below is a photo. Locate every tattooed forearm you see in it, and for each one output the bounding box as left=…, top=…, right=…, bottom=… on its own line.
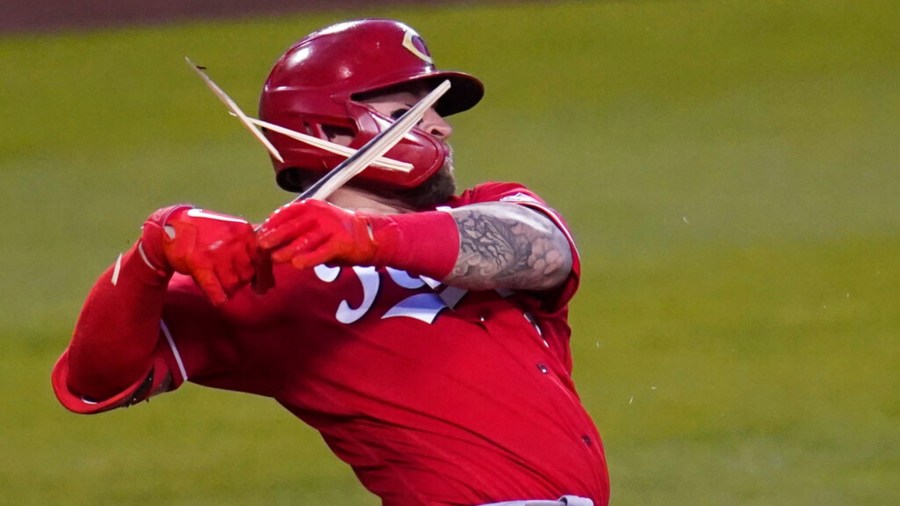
left=445, top=203, right=573, bottom=291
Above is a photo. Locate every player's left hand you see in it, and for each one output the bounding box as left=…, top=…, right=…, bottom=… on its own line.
left=257, top=199, right=379, bottom=270
left=143, top=207, right=260, bottom=305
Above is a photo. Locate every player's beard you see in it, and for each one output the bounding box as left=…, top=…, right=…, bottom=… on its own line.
left=393, top=161, right=456, bottom=210
left=357, top=157, right=457, bottom=211
left=279, top=146, right=457, bottom=210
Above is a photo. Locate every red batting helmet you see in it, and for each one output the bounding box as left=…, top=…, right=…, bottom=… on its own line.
left=259, top=19, right=484, bottom=192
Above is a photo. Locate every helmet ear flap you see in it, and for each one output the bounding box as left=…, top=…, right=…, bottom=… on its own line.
left=343, top=100, right=449, bottom=188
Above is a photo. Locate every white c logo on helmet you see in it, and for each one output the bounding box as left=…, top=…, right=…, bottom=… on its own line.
left=402, top=29, right=433, bottom=64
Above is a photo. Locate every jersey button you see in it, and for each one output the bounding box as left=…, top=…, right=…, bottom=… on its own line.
left=478, top=310, right=490, bottom=322
left=581, top=435, right=592, bottom=446
left=536, top=363, right=549, bottom=374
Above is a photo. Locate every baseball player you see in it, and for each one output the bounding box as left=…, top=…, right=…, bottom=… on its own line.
left=52, top=19, right=609, bottom=506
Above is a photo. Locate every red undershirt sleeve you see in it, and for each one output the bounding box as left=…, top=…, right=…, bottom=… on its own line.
left=52, top=241, right=172, bottom=413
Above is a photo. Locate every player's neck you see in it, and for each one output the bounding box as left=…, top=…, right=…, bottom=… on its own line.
left=326, top=187, right=415, bottom=215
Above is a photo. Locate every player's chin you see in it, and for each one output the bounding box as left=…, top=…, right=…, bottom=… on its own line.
left=408, top=162, right=456, bottom=209
left=356, top=159, right=455, bottom=210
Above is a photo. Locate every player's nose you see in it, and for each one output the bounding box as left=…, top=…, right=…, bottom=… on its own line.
left=421, top=108, right=453, bottom=139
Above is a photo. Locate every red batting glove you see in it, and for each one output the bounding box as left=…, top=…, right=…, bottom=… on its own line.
left=140, top=205, right=259, bottom=305
left=256, top=200, right=378, bottom=270
left=257, top=199, right=460, bottom=280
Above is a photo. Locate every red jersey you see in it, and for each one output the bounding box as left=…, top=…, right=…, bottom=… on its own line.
left=53, top=182, right=609, bottom=505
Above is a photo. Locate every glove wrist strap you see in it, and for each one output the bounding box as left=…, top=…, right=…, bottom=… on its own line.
left=139, top=204, right=194, bottom=275
left=369, top=211, right=459, bottom=281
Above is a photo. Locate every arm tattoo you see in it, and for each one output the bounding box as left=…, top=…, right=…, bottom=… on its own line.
left=445, top=203, right=573, bottom=291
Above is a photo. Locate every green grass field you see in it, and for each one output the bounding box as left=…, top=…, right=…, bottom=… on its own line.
left=1, top=1, right=898, bottom=504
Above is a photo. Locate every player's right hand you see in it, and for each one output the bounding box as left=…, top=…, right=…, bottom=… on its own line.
left=140, top=205, right=259, bottom=306
left=256, top=199, right=380, bottom=270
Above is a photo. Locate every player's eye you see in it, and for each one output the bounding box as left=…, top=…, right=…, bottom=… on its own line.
left=389, top=108, right=410, bottom=120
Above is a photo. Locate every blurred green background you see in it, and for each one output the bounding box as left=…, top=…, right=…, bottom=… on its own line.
left=1, top=0, right=897, bottom=504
